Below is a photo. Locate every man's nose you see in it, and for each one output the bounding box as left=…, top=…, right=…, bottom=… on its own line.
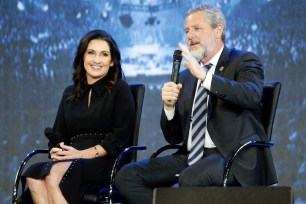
left=186, top=30, right=195, bottom=40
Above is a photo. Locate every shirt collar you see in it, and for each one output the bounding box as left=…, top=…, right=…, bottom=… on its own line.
left=86, top=77, right=107, bottom=96
left=205, top=45, right=224, bottom=67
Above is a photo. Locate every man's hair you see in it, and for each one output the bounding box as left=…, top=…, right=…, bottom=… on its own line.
left=186, top=4, right=226, bottom=42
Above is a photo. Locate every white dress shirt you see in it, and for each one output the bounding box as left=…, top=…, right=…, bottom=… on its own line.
left=164, top=46, right=224, bottom=150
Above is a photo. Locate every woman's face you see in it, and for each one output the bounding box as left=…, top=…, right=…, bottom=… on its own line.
left=83, top=39, right=114, bottom=84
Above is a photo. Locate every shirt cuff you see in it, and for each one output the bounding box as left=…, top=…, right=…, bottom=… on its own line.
left=164, top=106, right=175, bottom=120
left=201, top=72, right=213, bottom=90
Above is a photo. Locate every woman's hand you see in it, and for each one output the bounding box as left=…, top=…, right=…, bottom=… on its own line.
left=50, top=143, right=107, bottom=160
left=50, top=142, right=80, bottom=161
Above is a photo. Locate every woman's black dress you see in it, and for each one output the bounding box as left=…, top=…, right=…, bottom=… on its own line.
left=21, top=78, right=135, bottom=203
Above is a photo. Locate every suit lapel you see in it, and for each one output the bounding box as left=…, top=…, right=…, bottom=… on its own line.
left=215, top=46, right=232, bottom=76
left=208, top=46, right=232, bottom=120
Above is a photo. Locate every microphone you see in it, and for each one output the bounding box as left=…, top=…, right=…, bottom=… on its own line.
left=171, top=50, right=182, bottom=84
left=44, top=127, right=60, bottom=148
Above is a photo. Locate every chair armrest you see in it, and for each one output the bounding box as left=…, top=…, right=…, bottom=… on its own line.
left=150, top=144, right=181, bottom=158
left=223, top=141, right=273, bottom=187
left=12, top=149, right=49, bottom=204
left=109, top=145, right=146, bottom=203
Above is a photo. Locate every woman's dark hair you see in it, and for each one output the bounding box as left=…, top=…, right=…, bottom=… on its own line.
left=70, top=30, right=123, bottom=100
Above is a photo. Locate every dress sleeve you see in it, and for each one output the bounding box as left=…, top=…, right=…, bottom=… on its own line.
left=52, top=86, right=72, bottom=147
left=100, top=81, right=136, bottom=157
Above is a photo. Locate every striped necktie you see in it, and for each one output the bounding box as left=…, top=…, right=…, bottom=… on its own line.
left=187, top=63, right=212, bottom=165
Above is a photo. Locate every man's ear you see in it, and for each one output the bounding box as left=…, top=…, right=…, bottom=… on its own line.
left=215, top=24, right=224, bottom=39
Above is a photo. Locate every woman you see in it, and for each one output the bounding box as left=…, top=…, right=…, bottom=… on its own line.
left=21, top=30, right=135, bottom=204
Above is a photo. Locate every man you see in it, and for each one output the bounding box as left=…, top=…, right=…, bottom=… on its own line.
left=115, top=4, right=278, bottom=204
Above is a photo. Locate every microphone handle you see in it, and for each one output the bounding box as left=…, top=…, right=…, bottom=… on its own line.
left=171, top=60, right=181, bottom=84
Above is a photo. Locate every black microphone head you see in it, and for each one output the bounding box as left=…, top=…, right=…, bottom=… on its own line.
left=171, top=50, right=182, bottom=84
left=173, top=50, right=182, bottom=61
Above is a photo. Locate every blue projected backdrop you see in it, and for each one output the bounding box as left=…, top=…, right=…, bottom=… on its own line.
left=1, top=0, right=306, bottom=203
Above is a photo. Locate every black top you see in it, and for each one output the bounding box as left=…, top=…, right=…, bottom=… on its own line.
left=53, top=78, right=135, bottom=157
left=21, top=78, right=136, bottom=204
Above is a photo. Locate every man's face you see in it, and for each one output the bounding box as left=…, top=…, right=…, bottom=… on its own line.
left=184, top=11, right=218, bottom=60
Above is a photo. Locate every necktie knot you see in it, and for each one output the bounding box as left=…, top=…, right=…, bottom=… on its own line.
left=205, top=63, right=212, bottom=70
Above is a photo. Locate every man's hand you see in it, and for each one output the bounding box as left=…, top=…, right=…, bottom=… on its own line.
left=161, top=82, right=182, bottom=110
left=178, top=42, right=207, bottom=80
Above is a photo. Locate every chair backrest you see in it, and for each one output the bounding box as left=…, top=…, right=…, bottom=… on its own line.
left=261, top=81, right=281, bottom=140
left=128, top=83, right=145, bottom=162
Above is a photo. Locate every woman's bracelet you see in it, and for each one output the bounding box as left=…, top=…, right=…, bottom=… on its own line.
left=94, top=146, right=99, bottom=158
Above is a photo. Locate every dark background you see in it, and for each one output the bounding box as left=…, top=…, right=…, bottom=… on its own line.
left=1, top=0, right=305, bottom=203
